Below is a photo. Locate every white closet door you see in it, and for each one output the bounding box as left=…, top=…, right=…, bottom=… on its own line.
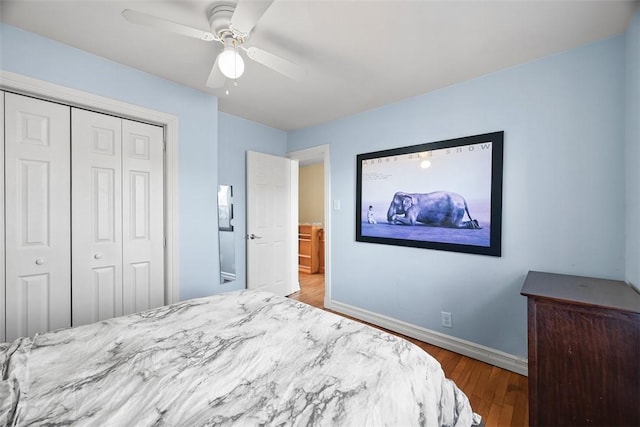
left=4, top=93, right=71, bottom=341
left=71, top=108, right=123, bottom=326
left=0, top=91, right=5, bottom=342
left=122, top=119, right=164, bottom=315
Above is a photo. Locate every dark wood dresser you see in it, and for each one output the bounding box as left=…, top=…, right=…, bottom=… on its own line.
left=521, top=271, right=640, bottom=426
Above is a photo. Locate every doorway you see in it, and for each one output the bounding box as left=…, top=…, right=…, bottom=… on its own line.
left=288, top=145, right=330, bottom=307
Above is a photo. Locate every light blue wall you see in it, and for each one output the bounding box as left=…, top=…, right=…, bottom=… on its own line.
left=288, top=36, right=626, bottom=357
left=2, top=20, right=634, bottom=358
left=218, top=112, right=288, bottom=291
left=0, top=24, right=220, bottom=300
left=626, top=9, right=640, bottom=290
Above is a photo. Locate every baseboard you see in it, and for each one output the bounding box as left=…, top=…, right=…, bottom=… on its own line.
left=325, top=298, right=528, bottom=376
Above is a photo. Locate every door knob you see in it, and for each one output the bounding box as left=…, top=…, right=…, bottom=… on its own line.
left=35, top=259, right=44, bottom=265
left=94, top=253, right=103, bottom=259
left=248, top=234, right=262, bottom=240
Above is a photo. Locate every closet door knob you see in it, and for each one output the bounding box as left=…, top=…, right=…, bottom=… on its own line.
left=94, top=253, right=103, bottom=259
left=35, top=259, right=44, bottom=265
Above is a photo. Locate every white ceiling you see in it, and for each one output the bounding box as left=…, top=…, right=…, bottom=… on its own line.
left=1, top=0, right=637, bottom=131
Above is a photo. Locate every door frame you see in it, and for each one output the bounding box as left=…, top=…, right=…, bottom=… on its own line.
left=0, top=70, right=180, bottom=305
left=287, top=145, right=331, bottom=305
left=0, top=92, right=4, bottom=341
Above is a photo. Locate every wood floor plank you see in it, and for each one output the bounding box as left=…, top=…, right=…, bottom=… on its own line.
left=476, top=399, right=492, bottom=423
left=289, top=272, right=529, bottom=426
left=499, top=404, right=515, bottom=426
left=511, top=375, right=530, bottom=426
left=503, top=372, right=523, bottom=407
left=468, top=394, right=482, bottom=414
left=471, top=363, right=493, bottom=399
left=450, top=356, right=471, bottom=387
left=464, top=360, right=484, bottom=394
left=491, top=366, right=511, bottom=407
left=486, top=402, right=504, bottom=426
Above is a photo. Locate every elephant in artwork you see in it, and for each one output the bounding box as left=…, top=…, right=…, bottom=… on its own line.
left=386, top=191, right=481, bottom=229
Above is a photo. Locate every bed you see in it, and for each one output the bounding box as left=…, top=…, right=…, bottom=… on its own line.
left=0, top=289, right=481, bottom=426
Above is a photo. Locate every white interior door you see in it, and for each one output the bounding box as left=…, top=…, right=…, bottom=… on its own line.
left=246, top=151, right=298, bottom=296
left=122, top=119, right=164, bottom=315
left=71, top=108, right=123, bottom=326
left=4, top=93, right=71, bottom=341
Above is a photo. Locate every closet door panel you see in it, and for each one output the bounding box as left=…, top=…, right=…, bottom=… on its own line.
left=4, top=93, right=71, bottom=341
left=122, top=119, right=164, bottom=315
left=72, top=108, right=123, bottom=327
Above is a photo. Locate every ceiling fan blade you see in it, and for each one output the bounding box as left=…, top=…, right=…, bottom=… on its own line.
left=230, top=0, right=274, bottom=36
left=245, top=46, right=306, bottom=81
left=206, top=56, right=226, bottom=88
left=122, top=9, right=215, bottom=41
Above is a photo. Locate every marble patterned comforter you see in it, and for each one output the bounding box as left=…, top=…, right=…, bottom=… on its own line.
left=0, top=290, right=480, bottom=426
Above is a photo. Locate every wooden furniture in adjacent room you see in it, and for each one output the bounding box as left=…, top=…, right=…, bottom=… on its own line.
left=298, top=224, right=321, bottom=274
left=521, top=271, right=640, bottom=426
left=318, top=229, right=325, bottom=273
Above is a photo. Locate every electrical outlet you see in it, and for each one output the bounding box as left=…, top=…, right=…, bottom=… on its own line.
left=441, top=311, right=453, bottom=328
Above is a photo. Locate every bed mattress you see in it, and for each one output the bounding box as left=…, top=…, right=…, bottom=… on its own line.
left=0, top=289, right=479, bottom=426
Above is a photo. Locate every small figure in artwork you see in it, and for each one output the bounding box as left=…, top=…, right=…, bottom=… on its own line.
left=367, top=205, right=377, bottom=224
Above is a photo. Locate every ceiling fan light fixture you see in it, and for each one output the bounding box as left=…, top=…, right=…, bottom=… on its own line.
left=122, top=1, right=306, bottom=89
left=218, top=46, right=245, bottom=79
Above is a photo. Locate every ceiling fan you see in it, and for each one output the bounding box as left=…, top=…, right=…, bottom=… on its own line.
left=122, top=1, right=305, bottom=89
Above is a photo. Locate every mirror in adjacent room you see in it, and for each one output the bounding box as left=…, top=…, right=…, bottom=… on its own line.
left=218, top=184, right=236, bottom=283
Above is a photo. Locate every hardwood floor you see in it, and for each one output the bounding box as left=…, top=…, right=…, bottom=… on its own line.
left=288, top=272, right=529, bottom=427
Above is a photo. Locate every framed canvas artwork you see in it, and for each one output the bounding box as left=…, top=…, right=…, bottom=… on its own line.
left=356, top=131, right=504, bottom=256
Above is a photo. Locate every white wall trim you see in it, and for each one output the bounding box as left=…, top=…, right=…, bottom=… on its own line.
left=289, top=159, right=301, bottom=294
left=287, top=144, right=331, bottom=303
left=0, top=70, right=180, bottom=305
left=0, top=91, right=5, bottom=342
left=326, top=298, right=528, bottom=376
